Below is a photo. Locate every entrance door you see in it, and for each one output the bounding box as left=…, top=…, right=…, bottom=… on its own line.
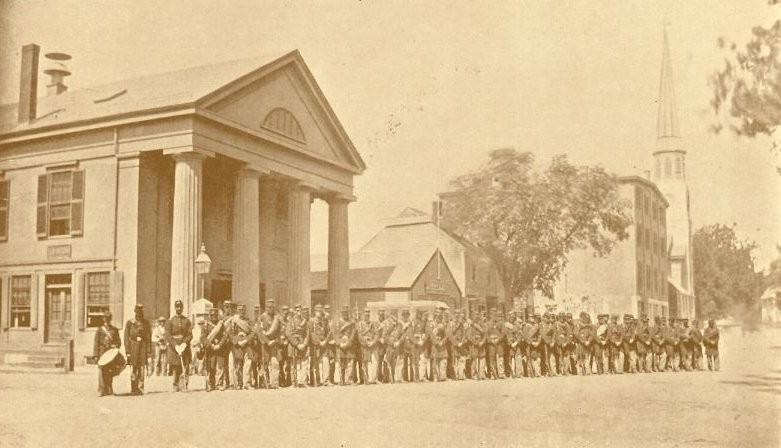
left=45, top=274, right=72, bottom=343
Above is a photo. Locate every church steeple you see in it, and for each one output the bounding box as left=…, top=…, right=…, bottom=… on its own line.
left=657, top=28, right=679, bottom=139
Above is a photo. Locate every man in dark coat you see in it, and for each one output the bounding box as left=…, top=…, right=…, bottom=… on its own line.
left=690, top=319, right=704, bottom=370
left=204, top=307, right=230, bottom=391
left=703, top=319, right=720, bottom=371
left=124, top=304, right=151, bottom=395
left=337, top=305, right=356, bottom=385
left=93, top=311, right=121, bottom=397
left=165, top=300, right=193, bottom=392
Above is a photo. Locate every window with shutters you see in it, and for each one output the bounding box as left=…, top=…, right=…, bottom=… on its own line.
left=85, top=272, right=110, bottom=328
left=11, top=275, right=32, bottom=328
left=0, top=179, right=8, bottom=241
left=37, top=169, right=84, bottom=239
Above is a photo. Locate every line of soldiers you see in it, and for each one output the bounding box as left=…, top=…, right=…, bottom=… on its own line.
left=193, top=301, right=722, bottom=391
left=95, top=299, right=722, bottom=396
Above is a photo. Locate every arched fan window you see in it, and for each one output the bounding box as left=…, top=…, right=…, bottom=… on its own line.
left=261, top=108, right=306, bottom=143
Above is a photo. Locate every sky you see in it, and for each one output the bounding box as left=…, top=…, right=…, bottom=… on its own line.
left=1, top=0, right=779, bottom=270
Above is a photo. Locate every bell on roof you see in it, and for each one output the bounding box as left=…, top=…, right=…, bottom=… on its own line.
left=43, top=52, right=72, bottom=96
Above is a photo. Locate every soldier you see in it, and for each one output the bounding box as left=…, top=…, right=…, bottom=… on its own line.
left=504, top=311, right=522, bottom=378
left=466, top=309, right=486, bottom=380
left=249, top=305, right=266, bottom=388
left=93, top=311, right=121, bottom=396
left=123, top=304, right=150, bottom=395
left=398, top=308, right=414, bottom=382
left=408, top=309, right=428, bottom=382
left=220, top=300, right=234, bottom=389
left=150, top=316, right=168, bottom=377
left=636, top=314, right=652, bottom=373
left=351, top=306, right=362, bottom=384
left=655, top=317, right=667, bottom=371
left=622, top=315, right=637, bottom=373
left=227, top=304, right=253, bottom=389
left=555, top=312, right=571, bottom=376
left=387, top=309, right=407, bottom=382
left=165, top=300, right=193, bottom=392
left=357, top=309, right=380, bottom=384
left=337, top=305, right=356, bottom=385
left=448, top=309, right=468, bottom=380
left=375, top=308, right=388, bottom=382
left=323, top=304, right=337, bottom=385
left=593, top=314, right=608, bottom=374
left=203, top=307, right=229, bottom=391
left=541, top=313, right=557, bottom=377
left=665, top=317, right=681, bottom=372
left=606, top=314, right=623, bottom=374
left=429, top=308, right=449, bottom=381
left=679, top=318, right=692, bottom=371
left=485, top=308, right=502, bottom=379
left=260, top=299, right=283, bottom=389
left=703, top=319, right=720, bottom=371
left=574, top=312, right=594, bottom=375
left=289, top=307, right=310, bottom=388
left=309, top=304, right=328, bottom=386
left=690, top=319, right=704, bottom=371
left=525, top=314, right=542, bottom=378
left=279, top=305, right=291, bottom=386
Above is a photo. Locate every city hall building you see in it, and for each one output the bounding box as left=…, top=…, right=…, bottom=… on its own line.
left=0, top=45, right=364, bottom=368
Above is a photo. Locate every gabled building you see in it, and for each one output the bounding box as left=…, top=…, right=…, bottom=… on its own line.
left=311, top=208, right=505, bottom=312
left=0, top=45, right=364, bottom=367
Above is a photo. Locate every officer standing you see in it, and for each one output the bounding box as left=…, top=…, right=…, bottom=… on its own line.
left=636, top=314, right=652, bottom=373
left=622, top=315, right=637, bottom=373
left=165, top=300, right=193, bottom=392
left=703, top=319, right=720, bottom=371
left=228, top=304, right=253, bottom=390
left=690, top=319, right=704, bottom=370
left=124, top=304, right=151, bottom=395
left=575, top=312, right=594, bottom=376
left=260, top=299, right=283, bottom=389
left=357, top=309, right=380, bottom=384
left=525, top=314, right=542, bottom=378
left=607, top=314, right=624, bottom=374
left=679, top=318, right=692, bottom=371
left=309, top=304, right=328, bottom=386
left=337, top=305, right=356, bottom=385
left=555, top=312, right=571, bottom=376
left=429, top=309, right=449, bottom=381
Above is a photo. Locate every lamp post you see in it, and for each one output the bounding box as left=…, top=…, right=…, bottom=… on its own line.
left=195, top=243, right=212, bottom=303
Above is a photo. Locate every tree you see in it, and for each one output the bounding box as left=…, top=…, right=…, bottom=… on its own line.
left=709, top=11, right=781, bottom=172
left=440, top=148, right=632, bottom=310
left=692, top=224, right=764, bottom=320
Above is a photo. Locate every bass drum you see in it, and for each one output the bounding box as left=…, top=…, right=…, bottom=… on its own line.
left=99, top=349, right=126, bottom=377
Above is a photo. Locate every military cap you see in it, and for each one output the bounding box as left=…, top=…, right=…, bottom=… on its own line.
left=566, top=312, right=573, bottom=318
left=208, top=308, right=219, bottom=315
left=623, top=314, right=633, bottom=320
left=682, top=318, right=689, bottom=322
left=323, top=304, right=331, bottom=310
left=314, top=304, right=323, bottom=310
left=294, top=304, right=301, bottom=310
left=579, top=311, right=589, bottom=318
left=265, top=299, right=275, bottom=305
left=104, top=311, right=113, bottom=317
left=174, top=300, right=184, bottom=306
left=237, top=303, right=246, bottom=309
left=654, top=316, right=661, bottom=322
left=281, top=305, right=290, bottom=311
left=157, top=316, right=166, bottom=321
left=254, top=305, right=261, bottom=310
left=223, top=300, right=233, bottom=307
left=134, top=304, right=144, bottom=310
left=363, top=309, right=370, bottom=314
left=302, top=307, right=310, bottom=313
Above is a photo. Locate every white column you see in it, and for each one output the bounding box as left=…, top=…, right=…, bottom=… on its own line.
left=169, top=152, right=206, bottom=315
left=287, top=183, right=312, bottom=308
left=232, top=168, right=261, bottom=308
left=328, top=196, right=350, bottom=311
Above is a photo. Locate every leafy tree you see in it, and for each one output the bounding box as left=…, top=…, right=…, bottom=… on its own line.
left=440, top=148, right=632, bottom=310
left=692, top=224, right=764, bottom=320
left=709, top=9, right=781, bottom=172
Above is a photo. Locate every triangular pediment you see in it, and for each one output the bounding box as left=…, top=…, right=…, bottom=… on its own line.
left=198, top=52, right=365, bottom=173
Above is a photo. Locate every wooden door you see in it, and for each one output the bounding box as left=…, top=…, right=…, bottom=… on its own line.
left=46, top=287, right=72, bottom=343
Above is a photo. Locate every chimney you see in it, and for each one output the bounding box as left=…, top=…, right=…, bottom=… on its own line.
left=43, top=52, right=72, bottom=96
left=18, top=44, right=40, bottom=123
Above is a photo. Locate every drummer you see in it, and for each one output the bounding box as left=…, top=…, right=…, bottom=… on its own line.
left=93, top=310, right=121, bottom=397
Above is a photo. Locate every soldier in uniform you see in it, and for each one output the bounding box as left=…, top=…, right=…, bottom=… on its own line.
left=525, top=314, right=542, bottom=378
left=607, top=314, right=623, bottom=374
left=289, top=307, right=310, bottom=387
left=124, top=304, right=151, bottom=395
left=429, top=308, right=449, bottom=381
left=409, top=309, right=429, bottom=382
left=541, top=313, right=557, bottom=377
left=165, top=300, right=193, bottom=392
left=466, top=309, right=486, bottom=380
left=504, top=311, right=522, bottom=378
left=375, top=309, right=388, bottom=382
left=220, top=300, right=234, bottom=389
left=555, top=312, right=571, bottom=376
left=203, top=307, right=229, bottom=391
left=93, top=311, right=121, bottom=396
left=308, top=304, right=327, bottom=386
left=593, top=314, right=608, bottom=374
left=337, top=305, right=356, bottom=385
left=635, top=314, right=652, bottom=373
left=703, top=318, right=720, bottom=371
left=679, top=318, right=692, bottom=371
left=565, top=313, right=577, bottom=374
left=260, top=299, right=283, bottom=389
left=386, top=309, right=406, bottom=383
left=398, top=308, right=414, bottom=382
left=227, top=304, right=254, bottom=389
left=622, top=315, right=637, bottom=373
left=249, top=305, right=267, bottom=388
left=574, top=312, right=594, bottom=376
left=279, top=305, right=292, bottom=386
left=448, top=309, right=468, bottom=380
left=665, top=317, right=681, bottom=372
left=690, top=319, right=704, bottom=371
left=485, top=308, right=502, bottom=379
left=357, top=309, right=380, bottom=384
left=323, top=304, right=337, bottom=385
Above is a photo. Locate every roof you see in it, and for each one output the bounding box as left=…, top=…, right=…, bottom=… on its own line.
left=0, top=53, right=285, bottom=135
left=760, top=286, right=781, bottom=300
left=311, top=208, right=469, bottom=293
left=618, top=175, right=670, bottom=207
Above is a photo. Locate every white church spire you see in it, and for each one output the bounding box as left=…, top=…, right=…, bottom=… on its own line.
left=657, top=27, right=680, bottom=139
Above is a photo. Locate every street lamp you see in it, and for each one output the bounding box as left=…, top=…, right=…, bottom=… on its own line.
left=195, top=243, right=211, bottom=302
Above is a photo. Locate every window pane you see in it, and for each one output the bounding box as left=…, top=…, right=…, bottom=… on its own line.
left=86, top=272, right=111, bottom=327
left=11, top=276, right=31, bottom=328
left=49, top=172, right=72, bottom=203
